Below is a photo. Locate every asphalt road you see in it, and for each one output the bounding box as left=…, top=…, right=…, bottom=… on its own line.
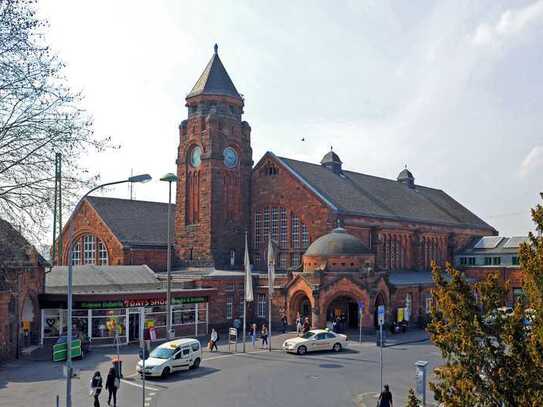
left=0, top=331, right=442, bottom=407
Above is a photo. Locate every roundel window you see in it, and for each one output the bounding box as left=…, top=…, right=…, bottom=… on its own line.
left=223, top=147, right=238, bottom=168
left=190, top=146, right=202, bottom=168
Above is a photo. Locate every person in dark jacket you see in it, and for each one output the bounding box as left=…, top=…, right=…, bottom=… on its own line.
left=378, top=384, right=393, bottom=407
left=105, top=367, right=119, bottom=407
left=89, top=371, right=103, bottom=407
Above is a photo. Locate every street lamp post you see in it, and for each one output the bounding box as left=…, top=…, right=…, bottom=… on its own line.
left=65, top=174, right=151, bottom=407
left=160, top=173, right=177, bottom=339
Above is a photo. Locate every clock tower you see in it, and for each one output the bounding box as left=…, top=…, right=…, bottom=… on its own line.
left=175, top=44, right=252, bottom=269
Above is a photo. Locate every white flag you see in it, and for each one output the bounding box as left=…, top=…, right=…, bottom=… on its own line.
left=267, top=233, right=275, bottom=290
left=244, top=233, right=253, bottom=302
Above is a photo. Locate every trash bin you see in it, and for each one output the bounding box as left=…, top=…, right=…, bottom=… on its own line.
left=112, top=357, right=123, bottom=378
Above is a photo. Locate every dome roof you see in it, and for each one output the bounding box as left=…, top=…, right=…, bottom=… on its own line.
left=320, top=150, right=342, bottom=165
left=304, top=227, right=370, bottom=257
left=397, top=168, right=414, bottom=181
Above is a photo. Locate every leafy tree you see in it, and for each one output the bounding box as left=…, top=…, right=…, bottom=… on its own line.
left=427, top=194, right=543, bottom=406
left=406, top=388, right=420, bottom=407
left=0, top=0, right=113, bottom=239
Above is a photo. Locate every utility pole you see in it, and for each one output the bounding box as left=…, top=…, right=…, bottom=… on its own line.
left=51, top=153, right=63, bottom=268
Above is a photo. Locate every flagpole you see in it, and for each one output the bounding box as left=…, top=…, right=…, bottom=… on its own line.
left=243, top=232, right=247, bottom=353
left=267, top=231, right=274, bottom=352
left=268, top=283, right=272, bottom=352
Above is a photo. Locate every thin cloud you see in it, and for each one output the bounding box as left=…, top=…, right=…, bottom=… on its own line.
left=472, top=0, right=543, bottom=47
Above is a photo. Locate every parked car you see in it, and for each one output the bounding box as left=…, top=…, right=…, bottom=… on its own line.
left=136, top=338, right=201, bottom=378
left=282, top=329, right=348, bottom=355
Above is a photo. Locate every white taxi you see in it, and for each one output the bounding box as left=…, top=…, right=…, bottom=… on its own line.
left=282, top=329, right=348, bottom=355
left=136, top=338, right=201, bottom=378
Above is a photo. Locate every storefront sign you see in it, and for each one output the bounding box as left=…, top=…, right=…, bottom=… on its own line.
left=76, top=301, right=124, bottom=309
left=68, top=296, right=208, bottom=310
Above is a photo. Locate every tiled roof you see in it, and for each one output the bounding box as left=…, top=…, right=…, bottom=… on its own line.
left=275, top=155, right=496, bottom=231
left=86, top=196, right=175, bottom=247
left=187, top=45, right=242, bottom=100
left=0, top=218, right=48, bottom=269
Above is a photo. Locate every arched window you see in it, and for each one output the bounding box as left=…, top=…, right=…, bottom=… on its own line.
left=98, top=242, right=108, bottom=265
left=186, top=171, right=200, bottom=224
left=253, top=207, right=310, bottom=271
left=69, top=235, right=108, bottom=266
left=83, top=235, right=96, bottom=264
left=71, top=241, right=81, bottom=265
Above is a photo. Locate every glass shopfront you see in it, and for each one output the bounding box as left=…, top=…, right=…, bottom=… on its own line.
left=41, top=295, right=209, bottom=346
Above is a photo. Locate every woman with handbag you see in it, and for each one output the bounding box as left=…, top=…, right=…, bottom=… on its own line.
left=105, top=367, right=119, bottom=407
left=89, top=371, right=103, bottom=407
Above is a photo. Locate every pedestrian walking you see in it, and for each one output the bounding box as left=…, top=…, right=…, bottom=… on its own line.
left=209, top=328, right=219, bottom=352
left=296, top=315, right=302, bottom=336
left=281, top=314, right=288, bottom=334
left=302, top=317, right=310, bottom=334
left=89, top=371, right=103, bottom=407
left=261, top=324, right=269, bottom=348
left=105, top=367, right=119, bottom=407
left=250, top=323, right=257, bottom=348
left=377, top=384, right=393, bottom=407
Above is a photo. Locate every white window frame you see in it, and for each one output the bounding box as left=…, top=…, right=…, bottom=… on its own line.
left=292, top=215, right=300, bottom=249
left=71, top=241, right=81, bottom=265
left=280, top=208, right=288, bottom=249
left=83, top=235, right=96, bottom=264
left=98, top=241, right=108, bottom=265
left=226, top=295, right=233, bottom=320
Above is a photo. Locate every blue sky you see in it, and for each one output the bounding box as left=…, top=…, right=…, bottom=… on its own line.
left=39, top=0, right=543, bottom=236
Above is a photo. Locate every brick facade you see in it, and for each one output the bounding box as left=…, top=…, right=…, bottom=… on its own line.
left=56, top=200, right=170, bottom=271
left=0, top=219, right=46, bottom=360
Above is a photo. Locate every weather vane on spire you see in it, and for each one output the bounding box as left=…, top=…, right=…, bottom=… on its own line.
left=214, top=43, right=218, bottom=54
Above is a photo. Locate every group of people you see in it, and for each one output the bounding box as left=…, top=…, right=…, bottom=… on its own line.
left=208, top=322, right=272, bottom=352
left=89, top=367, right=120, bottom=407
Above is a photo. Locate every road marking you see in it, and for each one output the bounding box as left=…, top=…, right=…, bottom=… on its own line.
left=145, top=397, right=153, bottom=401
left=120, top=379, right=161, bottom=392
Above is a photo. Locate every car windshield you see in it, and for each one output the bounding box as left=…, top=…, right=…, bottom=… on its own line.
left=302, top=331, right=316, bottom=339
left=149, top=347, right=174, bottom=359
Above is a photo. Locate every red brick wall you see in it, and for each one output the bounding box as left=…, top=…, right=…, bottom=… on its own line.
left=0, top=262, right=44, bottom=360
left=125, top=247, right=169, bottom=272
left=175, top=95, right=252, bottom=269
left=251, top=154, right=336, bottom=269
left=463, top=266, right=524, bottom=303
left=58, top=200, right=124, bottom=266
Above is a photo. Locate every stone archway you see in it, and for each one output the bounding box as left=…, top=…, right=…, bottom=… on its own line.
left=288, top=290, right=313, bottom=325
left=325, top=295, right=359, bottom=331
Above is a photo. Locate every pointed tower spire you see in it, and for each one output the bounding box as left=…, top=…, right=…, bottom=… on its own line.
left=187, top=44, right=242, bottom=101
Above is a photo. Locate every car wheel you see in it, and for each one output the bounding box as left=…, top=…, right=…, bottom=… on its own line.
left=161, top=367, right=170, bottom=378
left=333, top=343, right=342, bottom=352
left=297, top=345, right=307, bottom=355
left=190, top=358, right=201, bottom=370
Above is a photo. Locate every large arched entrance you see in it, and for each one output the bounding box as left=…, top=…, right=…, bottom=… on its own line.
left=326, top=296, right=359, bottom=330
left=288, top=291, right=312, bottom=324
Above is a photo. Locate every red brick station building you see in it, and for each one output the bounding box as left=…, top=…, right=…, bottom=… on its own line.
left=39, top=45, right=525, bottom=345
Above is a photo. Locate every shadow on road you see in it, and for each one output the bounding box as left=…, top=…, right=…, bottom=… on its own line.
left=146, top=366, right=220, bottom=384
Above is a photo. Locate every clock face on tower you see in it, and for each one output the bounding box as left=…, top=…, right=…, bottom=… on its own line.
left=190, top=146, right=202, bottom=167
left=223, top=147, right=238, bottom=168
